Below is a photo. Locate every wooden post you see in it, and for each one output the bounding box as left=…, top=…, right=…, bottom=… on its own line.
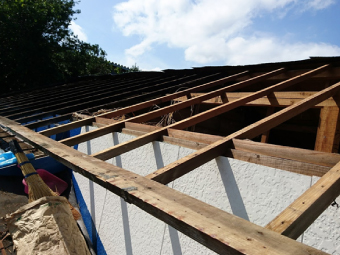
left=261, top=107, right=275, bottom=143
left=314, top=106, right=340, bottom=153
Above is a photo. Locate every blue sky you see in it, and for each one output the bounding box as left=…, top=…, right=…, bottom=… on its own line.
left=70, top=0, right=340, bottom=71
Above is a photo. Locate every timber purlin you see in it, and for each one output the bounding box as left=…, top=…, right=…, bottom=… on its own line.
left=22, top=72, right=223, bottom=128
left=1, top=57, right=340, bottom=254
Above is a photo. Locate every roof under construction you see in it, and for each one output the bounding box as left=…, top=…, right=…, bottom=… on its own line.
left=1, top=56, right=340, bottom=254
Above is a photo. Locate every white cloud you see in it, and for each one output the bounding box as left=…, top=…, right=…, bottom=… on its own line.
left=113, top=0, right=339, bottom=66
left=69, top=21, right=88, bottom=42
left=185, top=36, right=340, bottom=65
left=306, top=0, right=335, bottom=10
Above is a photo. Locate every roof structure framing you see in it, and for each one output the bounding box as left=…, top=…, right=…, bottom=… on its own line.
left=1, top=57, right=340, bottom=254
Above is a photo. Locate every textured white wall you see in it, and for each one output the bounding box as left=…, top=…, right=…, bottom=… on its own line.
left=74, top=126, right=340, bottom=255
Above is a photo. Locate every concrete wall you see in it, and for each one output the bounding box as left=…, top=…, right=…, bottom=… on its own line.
left=74, top=126, right=340, bottom=254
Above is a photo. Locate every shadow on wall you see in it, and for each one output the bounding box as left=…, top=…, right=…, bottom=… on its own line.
left=83, top=130, right=186, bottom=254
left=153, top=142, right=183, bottom=255
left=216, top=157, right=250, bottom=221
left=113, top=132, right=134, bottom=255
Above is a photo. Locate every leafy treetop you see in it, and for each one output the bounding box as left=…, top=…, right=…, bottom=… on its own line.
left=0, top=0, right=112, bottom=93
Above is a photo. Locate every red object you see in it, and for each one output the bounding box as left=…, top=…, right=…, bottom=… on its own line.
left=22, top=169, right=68, bottom=195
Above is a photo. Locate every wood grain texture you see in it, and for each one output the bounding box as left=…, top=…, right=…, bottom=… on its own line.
left=315, top=106, right=340, bottom=153
left=147, top=80, right=340, bottom=185
left=174, top=91, right=338, bottom=107
left=0, top=116, right=328, bottom=255
left=265, top=160, right=340, bottom=239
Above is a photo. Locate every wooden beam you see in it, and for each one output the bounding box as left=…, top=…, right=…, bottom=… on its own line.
left=39, top=117, right=94, bottom=137
left=115, top=126, right=330, bottom=177
left=314, top=106, right=340, bottom=153
left=12, top=74, right=195, bottom=123
left=129, top=68, right=285, bottom=124
left=228, top=149, right=329, bottom=177
left=39, top=71, right=247, bottom=137
left=174, top=91, right=338, bottom=107
left=265, top=159, right=340, bottom=239
left=25, top=114, right=72, bottom=130
left=91, top=65, right=331, bottom=161
left=0, top=76, right=155, bottom=116
left=233, top=139, right=340, bottom=168
left=146, top=80, right=340, bottom=185
left=0, top=117, right=327, bottom=255
left=261, top=107, right=275, bottom=143
left=91, top=68, right=288, bottom=160
left=233, top=67, right=340, bottom=82
left=95, top=118, right=340, bottom=169
left=60, top=70, right=270, bottom=147
left=171, top=65, right=329, bottom=130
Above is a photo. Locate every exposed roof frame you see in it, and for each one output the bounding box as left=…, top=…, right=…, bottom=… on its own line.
left=22, top=72, right=222, bottom=129
left=0, top=116, right=332, bottom=255
left=1, top=60, right=340, bottom=254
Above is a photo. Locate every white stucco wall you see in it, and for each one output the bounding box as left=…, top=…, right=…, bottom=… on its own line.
left=74, top=126, right=340, bottom=255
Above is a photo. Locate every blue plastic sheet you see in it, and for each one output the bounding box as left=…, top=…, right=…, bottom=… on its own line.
left=0, top=151, right=35, bottom=168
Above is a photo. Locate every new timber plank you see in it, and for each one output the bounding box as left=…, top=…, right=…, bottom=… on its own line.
left=265, top=160, right=340, bottom=239
left=0, top=116, right=328, bottom=255
left=314, top=106, right=340, bottom=153
left=146, top=80, right=340, bottom=185
left=261, top=107, right=275, bottom=143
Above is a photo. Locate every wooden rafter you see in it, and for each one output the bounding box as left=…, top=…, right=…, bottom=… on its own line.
left=0, top=116, right=329, bottom=255
left=265, top=159, right=340, bottom=239
left=89, top=65, right=328, bottom=161
left=2, top=58, right=340, bottom=255
left=146, top=80, right=340, bottom=184
left=315, top=106, right=340, bottom=153
left=92, top=119, right=331, bottom=177
left=12, top=74, right=197, bottom=122
left=22, top=73, right=221, bottom=129
left=56, top=69, right=267, bottom=146
left=38, top=71, right=249, bottom=137
left=79, top=68, right=286, bottom=160
left=0, top=76, right=165, bottom=116
left=173, top=91, right=339, bottom=107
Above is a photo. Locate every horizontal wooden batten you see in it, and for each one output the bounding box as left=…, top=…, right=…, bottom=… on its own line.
left=169, top=65, right=329, bottom=131
left=128, top=68, right=285, bottom=124
left=147, top=80, right=340, bottom=185
left=0, top=116, right=329, bottom=255
left=174, top=91, right=339, bottom=107
left=41, top=71, right=247, bottom=138
left=90, top=68, right=290, bottom=160
left=232, top=139, right=340, bottom=167
left=61, top=70, right=270, bottom=147
left=97, top=123, right=330, bottom=177
left=12, top=74, right=189, bottom=122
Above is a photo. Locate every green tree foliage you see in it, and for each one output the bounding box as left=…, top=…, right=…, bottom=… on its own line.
left=130, top=63, right=140, bottom=72
left=0, top=0, right=112, bottom=93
